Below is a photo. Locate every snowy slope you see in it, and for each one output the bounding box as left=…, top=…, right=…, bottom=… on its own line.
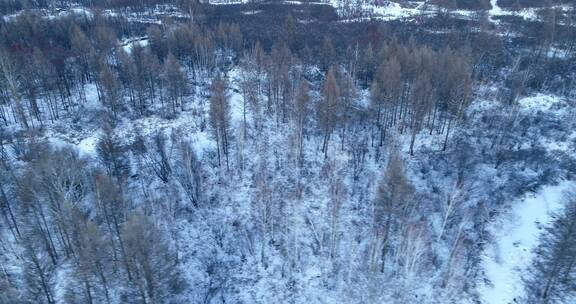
left=478, top=180, right=575, bottom=304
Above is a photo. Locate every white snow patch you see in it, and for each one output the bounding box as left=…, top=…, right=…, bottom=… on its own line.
left=518, top=94, right=562, bottom=111
left=488, top=0, right=572, bottom=23
left=121, top=37, right=149, bottom=54
left=83, top=83, right=101, bottom=110
left=2, top=6, right=93, bottom=22
left=53, top=264, right=73, bottom=303
left=227, top=68, right=249, bottom=124
left=489, top=0, right=503, bottom=18
left=209, top=0, right=250, bottom=5
left=190, top=131, right=214, bottom=158
left=59, top=7, right=94, bottom=18
left=478, top=180, right=575, bottom=304
left=545, top=46, right=571, bottom=59
left=283, top=0, right=328, bottom=5
left=77, top=130, right=102, bottom=156
left=335, top=0, right=426, bottom=21
left=242, top=10, right=262, bottom=15
left=370, top=2, right=416, bottom=21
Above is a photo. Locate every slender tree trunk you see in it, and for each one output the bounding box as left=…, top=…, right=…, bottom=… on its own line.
left=0, top=184, right=20, bottom=238
left=443, top=116, right=453, bottom=151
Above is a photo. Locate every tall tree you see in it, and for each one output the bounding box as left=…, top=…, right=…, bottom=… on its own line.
left=372, top=57, right=402, bottom=156
left=0, top=167, right=20, bottom=240
left=209, top=75, right=231, bottom=169
left=320, top=37, right=336, bottom=71
left=294, top=78, right=310, bottom=166
left=99, top=64, right=121, bottom=119
left=409, top=73, right=433, bottom=156
left=0, top=50, right=29, bottom=129
left=93, top=173, right=132, bottom=281
left=70, top=26, right=94, bottom=83
left=96, top=126, right=129, bottom=183
left=122, top=212, right=179, bottom=303
left=317, top=67, right=340, bottom=158
left=338, top=69, right=356, bottom=151
left=173, top=140, right=203, bottom=208
left=147, top=25, right=166, bottom=60
left=440, top=51, right=472, bottom=151
left=370, top=148, right=414, bottom=273
left=282, top=14, right=297, bottom=51
left=21, top=237, right=55, bottom=304
left=163, top=53, right=188, bottom=115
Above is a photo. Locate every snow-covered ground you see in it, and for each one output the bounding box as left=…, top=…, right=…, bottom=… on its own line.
left=121, top=37, right=149, bottom=54
left=369, top=1, right=426, bottom=21
left=2, top=5, right=93, bottom=21
left=4, top=0, right=571, bottom=27
left=489, top=0, right=503, bottom=19
left=1, top=2, right=574, bottom=301
left=474, top=92, right=573, bottom=303
left=209, top=0, right=250, bottom=5
left=3, top=4, right=188, bottom=24
left=325, top=0, right=574, bottom=24
left=488, top=0, right=574, bottom=23
left=488, top=0, right=538, bottom=23
left=470, top=91, right=575, bottom=303
left=478, top=180, right=574, bottom=304
left=329, top=0, right=430, bottom=22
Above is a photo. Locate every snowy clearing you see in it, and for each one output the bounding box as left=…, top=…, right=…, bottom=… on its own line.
left=478, top=180, right=575, bottom=304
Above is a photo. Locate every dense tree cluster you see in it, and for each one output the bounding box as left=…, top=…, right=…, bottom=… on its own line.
left=0, top=0, right=575, bottom=303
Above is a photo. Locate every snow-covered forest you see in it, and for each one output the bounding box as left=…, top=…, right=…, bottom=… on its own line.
left=0, top=0, right=575, bottom=303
